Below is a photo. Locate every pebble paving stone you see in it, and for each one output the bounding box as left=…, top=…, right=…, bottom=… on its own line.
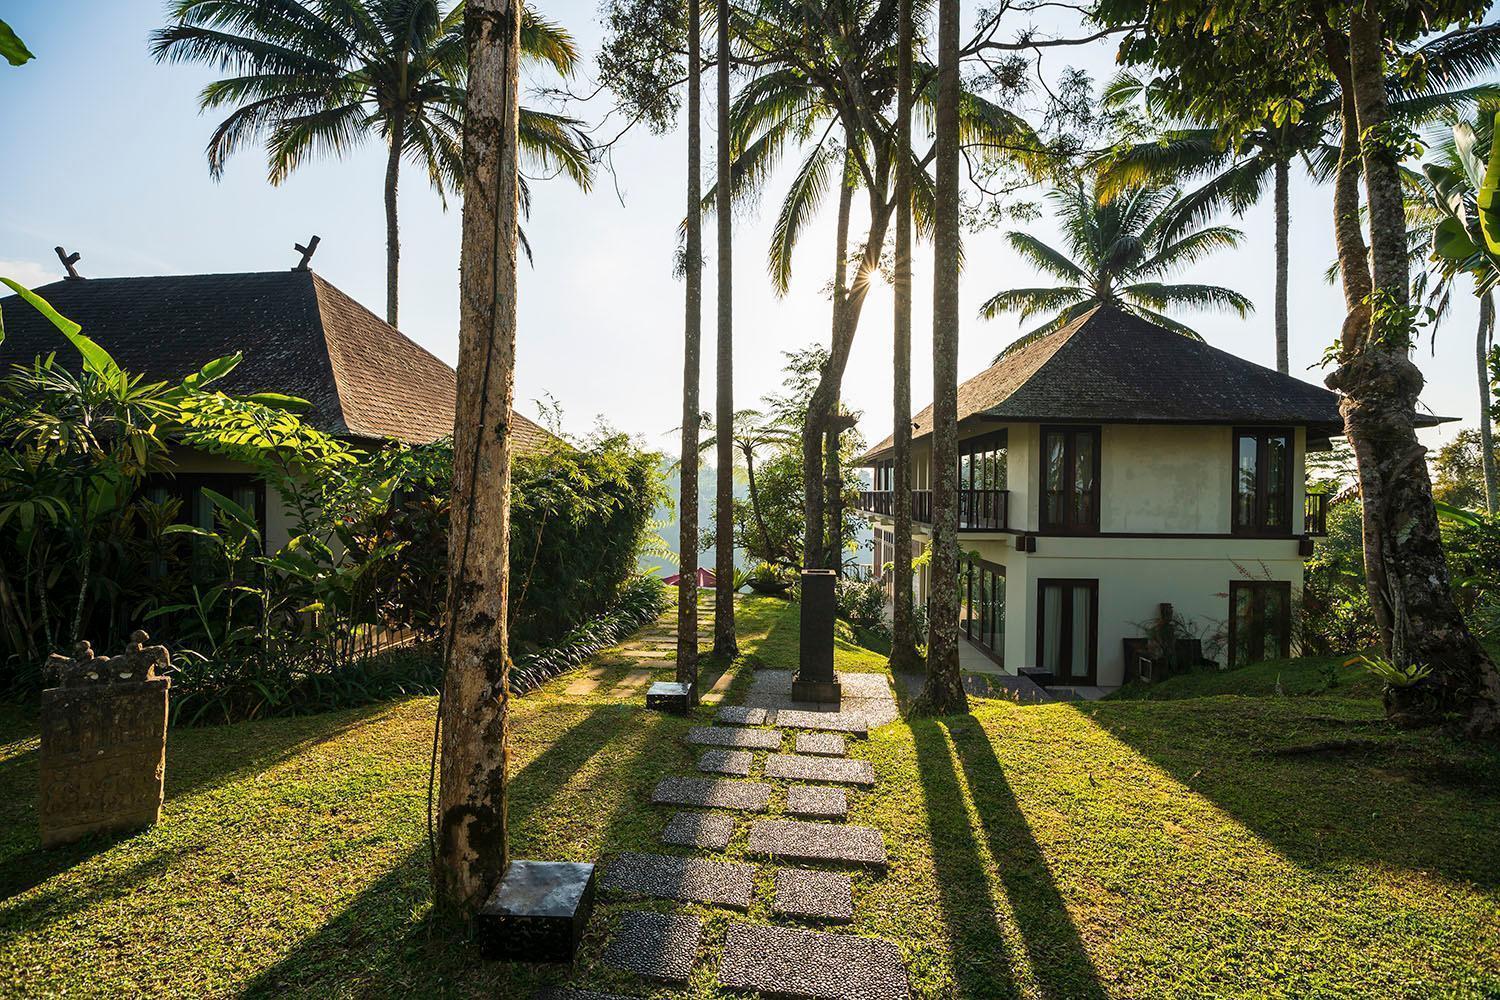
left=535, top=990, right=638, bottom=1000
left=661, top=811, right=736, bottom=850
left=795, top=732, right=847, bottom=757
left=747, top=819, right=888, bottom=868
left=697, top=749, right=753, bottom=777
left=763, top=754, right=875, bottom=787
left=718, top=923, right=910, bottom=999
left=564, top=667, right=609, bottom=696
left=772, top=869, right=854, bottom=922
left=652, top=776, right=772, bottom=812
left=771, top=709, right=869, bottom=737
left=601, top=910, right=703, bottom=984
left=785, top=785, right=847, bottom=819
left=687, top=726, right=783, bottom=751
left=715, top=706, right=769, bottom=727
left=601, top=851, right=757, bottom=908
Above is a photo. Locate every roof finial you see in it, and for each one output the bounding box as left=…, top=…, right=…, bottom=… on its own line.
left=54, top=246, right=83, bottom=280
left=293, top=235, right=321, bottom=271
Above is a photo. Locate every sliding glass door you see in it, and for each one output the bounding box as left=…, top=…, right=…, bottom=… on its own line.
left=961, top=557, right=1005, bottom=664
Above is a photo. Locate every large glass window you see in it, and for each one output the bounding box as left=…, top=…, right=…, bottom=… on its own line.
left=1041, top=426, right=1100, bottom=533
left=962, top=557, right=1006, bottom=664
left=959, top=431, right=1008, bottom=529
left=1036, top=578, right=1097, bottom=682
left=1233, top=428, right=1293, bottom=534
left=1229, top=580, right=1291, bottom=665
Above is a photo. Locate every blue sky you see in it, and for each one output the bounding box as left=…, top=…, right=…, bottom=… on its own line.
left=0, top=0, right=1488, bottom=459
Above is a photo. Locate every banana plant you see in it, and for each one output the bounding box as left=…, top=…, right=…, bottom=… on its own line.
left=1429, top=112, right=1500, bottom=286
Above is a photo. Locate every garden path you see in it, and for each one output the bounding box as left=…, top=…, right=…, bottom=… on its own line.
left=545, top=603, right=910, bottom=999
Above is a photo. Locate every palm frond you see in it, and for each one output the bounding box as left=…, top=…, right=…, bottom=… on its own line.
left=977, top=286, right=1089, bottom=323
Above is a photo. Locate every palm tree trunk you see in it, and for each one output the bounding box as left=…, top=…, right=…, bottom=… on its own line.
left=1479, top=290, right=1498, bottom=514
left=889, top=0, right=920, bottom=672
left=437, top=0, right=522, bottom=913
left=742, top=441, right=777, bottom=564
left=1327, top=7, right=1500, bottom=735
left=384, top=109, right=405, bottom=328
left=713, top=0, right=737, bottom=657
left=678, top=0, right=703, bottom=695
left=1273, top=156, right=1290, bottom=374
left=802, top=170, right=853, bottom=569
left=919, top=0, right=967, bottom=715
left=824, top=417, right=842, bottom=573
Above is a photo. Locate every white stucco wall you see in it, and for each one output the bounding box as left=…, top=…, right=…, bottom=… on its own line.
left=872, top=420, right=1314, bottom=686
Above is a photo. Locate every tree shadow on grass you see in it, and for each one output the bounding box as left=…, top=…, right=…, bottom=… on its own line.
left=237, top=701, right=680, bottom=998
left=909, top=716, right=1022, bottom=998
left=1085, top=699, right=1500, bottom=889
left=946, top=714, right=1109, bottom=1000
left=0, top=702, right=397, bottom=903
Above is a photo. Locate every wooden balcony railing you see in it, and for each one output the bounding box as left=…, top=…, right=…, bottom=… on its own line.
left=1304, top=492, right=1330, bottom=536
left=857, top=489, right=1007, bottom=531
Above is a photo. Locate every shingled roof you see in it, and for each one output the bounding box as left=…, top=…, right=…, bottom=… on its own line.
left=861, top=305, right=1449, bottom=462
left=0, top=270, right=557, bottom=450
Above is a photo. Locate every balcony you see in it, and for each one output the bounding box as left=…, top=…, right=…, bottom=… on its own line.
left=1304, top=491, right=1330, bottom=536
left=857, top=489, right=1008, bottom=531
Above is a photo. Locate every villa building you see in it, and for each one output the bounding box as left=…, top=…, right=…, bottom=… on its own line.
left=857, top=306, right=1446, bottom=689
left=0, top=268, right=559, bottom=550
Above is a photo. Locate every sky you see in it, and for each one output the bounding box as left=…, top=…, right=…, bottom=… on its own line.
left=0, top=0, right=1489, bottom=463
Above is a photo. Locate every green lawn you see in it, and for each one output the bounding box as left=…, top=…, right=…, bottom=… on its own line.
left=2, top=596, right=1497, bottom=998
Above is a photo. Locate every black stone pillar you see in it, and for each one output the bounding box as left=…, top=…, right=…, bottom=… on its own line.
left=791, top=569, right=841, bottom=703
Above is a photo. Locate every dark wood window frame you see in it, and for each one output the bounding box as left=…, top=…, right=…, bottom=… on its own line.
left=1039, top=425, right=1101, bottom=534
left=1231, top=427, right=1295, bottom=536
left=1228, top=579, right=1292, bottom=666
left=142, top=472, right=270, bottom=543
left=1035, top=577, right=1099, bottom=684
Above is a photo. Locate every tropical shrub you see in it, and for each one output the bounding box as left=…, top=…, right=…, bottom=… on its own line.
left=836, top=576, right=889, bottom=636
left=509, top=574, right=667, bottom=693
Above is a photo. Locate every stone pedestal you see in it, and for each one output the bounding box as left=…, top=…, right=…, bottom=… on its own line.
left=791, top=570, right=841, bottom=704
left=477, top=860, right=597, bottom=963
left=646, top=681, right=693, bottom=715
left=38, top=633, right=171, bottom=847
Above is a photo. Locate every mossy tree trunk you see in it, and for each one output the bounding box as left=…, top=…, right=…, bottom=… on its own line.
left=436, top=0, right=522, bottom=914
left=1324, top=7, right=1500, bottom=735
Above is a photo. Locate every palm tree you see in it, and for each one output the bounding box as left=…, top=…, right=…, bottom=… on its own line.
left=713, top=0, right=737, bottom=657
left=1100, top=67, right=1500, bottom=374
left=1408, top=112, right=1500, bottom=512
left=152, top=0, right=592, bottom=327
left=715, top=0, right=1033, bottom=570
left=1098, top=73, right=1337, bottom=374
left=677, top=0, right=704, bottom=699
left=436, top=0, right=522, bottom=914
left=888, top=0, right=921, bottom=672
left=980, top=180, right=1253, bottom=359
left=697, top=408, right=801, bottom=568
left=919, top=0, right=967, bottom=715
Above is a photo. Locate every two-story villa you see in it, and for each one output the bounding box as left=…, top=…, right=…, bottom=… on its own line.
left=858, top=306, right=1444, bottom=689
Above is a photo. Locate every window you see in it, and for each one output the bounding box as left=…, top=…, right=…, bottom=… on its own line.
left=960, top=431, right=1008, bottom=529
left=962, top=556, right=1005, bottom=664
left=1233, top=428, right=1293, bottom=535
left=1036, top=578, right=1097, bottom=683
left=1041, top=426, right=1100, bottom=533
left=1229, top=580, right=1291, bottom=666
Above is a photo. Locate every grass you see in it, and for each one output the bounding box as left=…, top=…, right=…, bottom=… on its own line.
left=1, top=595, right=1497, bottom=998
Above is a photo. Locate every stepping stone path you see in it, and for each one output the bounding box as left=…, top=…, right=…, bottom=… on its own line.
left=687, top=726, right=783, bottom=751
left=601, top=910, right=702, bottom=984
left=719, top=923, right=909, bottom=999
left=716, top=706, right=769, bottom=726
left=772, top=709, right=869, bottom=736
left=600, top=851, right=755, bottom=909
left=697, top=749, right=753, bottom=777
left=786, top=785, right=848, bottom=820
left=796, top=732, right=847, bottom=757
left=556, top=603, right=908, bottom=998
left=652, top=776, right=771, bottom=812
left=763, top=754, right=876, bottom=787
left=773, top=869, right=854, bottom=922
left=661, top=811, right=735, bottom=850
left=747, top=819, right=889, bottom=868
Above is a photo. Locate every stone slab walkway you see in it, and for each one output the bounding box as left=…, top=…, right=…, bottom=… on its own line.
left=601, top=911, right=702, bottom=983
left=719, top=923, right=909, bottom=999
left=747, top=819, right=889, bottom=868
left=600, top=851, right=755, bottom=909
left=763, top=754, right=876, bottom=787
left=652, top=777, right=772, bottom=812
